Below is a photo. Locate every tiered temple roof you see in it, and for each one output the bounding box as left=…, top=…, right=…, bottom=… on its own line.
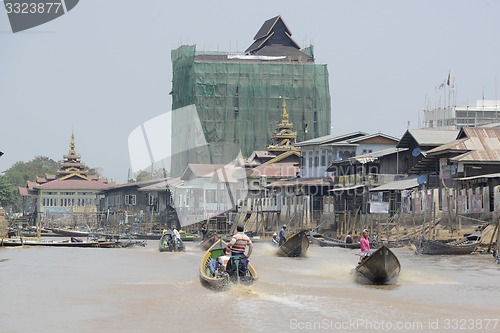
left=23, top=133, right=111, bottom=193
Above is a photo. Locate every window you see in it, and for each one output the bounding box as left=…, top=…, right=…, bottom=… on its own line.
left=148, top=194, right=156, bottom=206
left=125, top=194, right=137, bottom=205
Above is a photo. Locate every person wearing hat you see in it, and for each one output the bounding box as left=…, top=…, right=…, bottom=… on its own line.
left=360, top=229, right=371, bottom=260
left=344, top=230, right=353, bottom=244
left=271, top=232, right=279, bottom=246
left=279, top=224, right=288, bottom=246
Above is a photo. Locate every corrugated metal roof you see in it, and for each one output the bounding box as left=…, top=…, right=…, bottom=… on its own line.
left=398, top=129, right=458, bottom=148
left=328, top=184, right=365, bottom=192
left=369, top=178, right=419, bottom=191
left=353, top=147, right=407, bottom=162
left=451, top=150, right=500, bottom=162
left=138, top=177, right=184, bottom=191
left=296, top=131, right=368, bottom=146
left=428, top=127, right=500, bottom=162
left=410, top=129, right=459, bottom=145
left=35, top=179, right=112, bottom=190
left=454, top=172, right=500, bottom=181
left=347, top=133, right=400, bottom=144
left=181, top=164, right=225, bottom=180
left=266, top=177, right=335, bottom=187
left=328, top=147, right=407, bottom=167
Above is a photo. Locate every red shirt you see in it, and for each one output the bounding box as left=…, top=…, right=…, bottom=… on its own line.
left=360, top=236, right=370, bottom=252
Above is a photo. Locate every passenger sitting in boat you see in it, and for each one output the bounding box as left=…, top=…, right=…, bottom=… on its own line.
left=345, top=231, right=353, bottom=244
left=271, top=233, right=279, bottom=246
left=218, top=247, right=231, bottom=269
left=208, top=247, right=231, bottom=277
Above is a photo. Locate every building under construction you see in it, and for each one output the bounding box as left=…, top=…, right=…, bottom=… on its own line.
left=170, top=15, right=331, bottom=176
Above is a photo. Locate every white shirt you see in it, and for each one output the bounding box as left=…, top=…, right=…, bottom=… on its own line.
left=173, top=229, right=181, bottom=239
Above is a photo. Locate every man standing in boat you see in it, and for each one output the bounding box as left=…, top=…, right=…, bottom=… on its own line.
left=279, top=224, right=288, bottom=246
left=360, top=229, right=371, bottom=260
left=226, top=225, right=253, bottom=276
left=172, top=225, right=182, bottom=250
left=201, top=223, right=208, bottom=241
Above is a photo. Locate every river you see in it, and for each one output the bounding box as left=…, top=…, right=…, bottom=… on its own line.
left=1, top=240, right=499, bottom=333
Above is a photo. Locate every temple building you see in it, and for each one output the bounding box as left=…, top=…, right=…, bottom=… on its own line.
left=20, top=134, right=112, bottom=224
left=170, top=15, right=331, bottom=176
left=246, top=99, right=301, bottom=195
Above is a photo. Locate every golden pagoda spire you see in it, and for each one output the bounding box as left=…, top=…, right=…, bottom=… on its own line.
left=69, top=132, right=76, bottom=155
left=266, top=97, right=299, bottom=155
left=281, top=98, right=289, bottom=125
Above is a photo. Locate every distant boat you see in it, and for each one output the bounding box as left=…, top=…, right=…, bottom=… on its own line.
left=0, top=237, right=99, bottom=248
left=276, top=230, right=309, bottom=257
left=50, top=227, right=90, bottom=237
left=132, top=232, right=201, bottom=242
left=355, top=245, right=401, bottom=284
left=159, top=232, right=185, bottom=252
left=198, top=234, right=220, bottom=251
left=307, top=231, right=361, bottom=249
left=415, top=232, right=481, bottom=255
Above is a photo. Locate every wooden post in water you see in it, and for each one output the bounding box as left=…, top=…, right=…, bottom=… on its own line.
left=497, top=220, right=500, bottom=260
left=423, top=193, right=428, bottom=239
left=432, top=201, right=437, bottom=240
left=412, top=194, right=416, bottom=238
left=447, top=193, right=453, bottom=236
left=396, top=210, right=401, bottom=242
left=455, top=189, right=462, bottom=236
left=487, top=216, right=499, bottom=253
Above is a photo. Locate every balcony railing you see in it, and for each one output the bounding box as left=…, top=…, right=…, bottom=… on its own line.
left=337, top=173, right=407, bottom=187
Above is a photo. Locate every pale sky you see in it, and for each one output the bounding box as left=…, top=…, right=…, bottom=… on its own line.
left=1, top=0, right=500, bottom=182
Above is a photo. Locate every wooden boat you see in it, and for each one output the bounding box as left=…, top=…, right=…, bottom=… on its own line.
left=198, top=233, right=220, bottom=251
left=0, top=237, right=99, bottom=248
left=158, top=232, right=185, bottom=252
left=307, top=231, right=360, bottom=249
left=180, top=233, right=201, bottom=242
left=199, top=239, right=257, bottom=290
left=50, top=227, right=91, bottom=237
left=131, top=232, right=201, bottom=242
left=96, top=239, right=147, bottom=248
left=355, top=245, right=401, bottom=284
left=276, top=230, right=309, bottom=257
left=415, top=232, right=481, bottom=255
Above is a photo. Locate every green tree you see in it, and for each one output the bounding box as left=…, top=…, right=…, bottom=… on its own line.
left=0, top=174, right=15, bottom=207
left=4, top=156, right=59, bottom=188
left=2, top=155, right=103, bottom=212
left=133, top=168, right=168, bottom=182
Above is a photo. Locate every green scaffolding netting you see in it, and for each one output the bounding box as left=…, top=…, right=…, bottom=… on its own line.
left=171, top=45, right=331, bottom=176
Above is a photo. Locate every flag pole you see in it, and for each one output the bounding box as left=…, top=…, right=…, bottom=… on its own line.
left=446, top=70, right=451, bottom=108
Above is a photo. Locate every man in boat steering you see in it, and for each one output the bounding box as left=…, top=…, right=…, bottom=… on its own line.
left=359, top=229, right=371, bottom=261
left=279, top=224, right=287, bottom=246
left=226, top=225, right=253, bottom=276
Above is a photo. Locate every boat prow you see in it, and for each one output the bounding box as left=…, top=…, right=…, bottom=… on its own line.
left=355, top=245, right=401, bottom=284
left=276, top=230, right=309, bottom=257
